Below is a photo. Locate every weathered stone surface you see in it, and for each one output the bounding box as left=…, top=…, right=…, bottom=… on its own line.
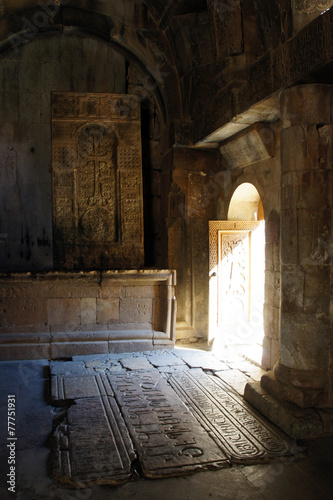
left=52, top=92, right=144, bottom=270
left=169, top=369, right=301, bottom=463
left=119, top=356, right=152, bottom=371
left=219, top=124, right=275, bottom=170
left=244, top=380, right=332, bottom=439
left=292, top=0, right=333, bottom=33
left=119, top=298, right=153, bottom=324
left=146, top=351, right=186, bottom=367
left=96, top=298, right=119, bottom=324
left=174, top=350, right=229, bottom=371
left=80, top=298, right=97, bottom=325
left=0, top=270, right=176, bottom=359
left=109, top=370, right=229, bottom=476
left=47, top=298, right=81, bottom=326
left=51, top=373, right=114, bottom=403
left=54, top=396, right=136, bottom=486
left=214, top=369, right=250, bottom=396
left=50, top=361, right=87, bottom=376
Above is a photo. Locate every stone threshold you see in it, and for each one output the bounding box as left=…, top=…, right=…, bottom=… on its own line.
left=244, top=381, right=333, bottom=439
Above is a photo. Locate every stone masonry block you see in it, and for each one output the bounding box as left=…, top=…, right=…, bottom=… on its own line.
left=319, top=124, right=333, bottom=170
left=119, top=298, right=153, bottom=324
left=96, top=299, right=119, bottom=324
left=264, top=270, right=280, bottom=309
left=281, top=312, right=330, bottom=371
left=280, top=264, right=304, bottom=313
left=281, top=85, right=333, bottom=127
left=3, top=298, right=48, bottom=327
left=80, top=298, right=96, bottom=325
left=47, top=298, right=80, bottom=326
left=99, top=284, right=124, bottom=299
left=280, top=210, right=298, bottom=264
left=263, top=304, right=279, bottom=340
left=304, top=265, right=330, bottom=298
left=125, top=286, right=156, bottom=299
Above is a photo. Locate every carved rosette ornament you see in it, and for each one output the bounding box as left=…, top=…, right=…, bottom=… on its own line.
left=292, top=0, right=333, bottom=31
left=52, top=93, right=144, bottom=270
left=294, top=0, right=332, bottom=13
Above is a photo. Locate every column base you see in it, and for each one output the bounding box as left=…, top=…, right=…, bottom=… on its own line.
left=244, top=381, right=333, bottom=439
left=259, top=363, right=330, bottom=408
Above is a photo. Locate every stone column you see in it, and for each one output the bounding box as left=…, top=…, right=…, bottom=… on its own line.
left=261, top=84, right=333, bottom=408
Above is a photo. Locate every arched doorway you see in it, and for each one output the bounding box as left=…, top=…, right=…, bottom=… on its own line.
left=209, top=183, right=265, bottom=365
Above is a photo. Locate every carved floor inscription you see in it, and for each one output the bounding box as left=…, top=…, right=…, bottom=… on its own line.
left=52, top=356, right=302, bottom=487
left=53, top=395, right=136, bottom=487
left=108, top=370, right=229, bottom=477
left=169, top=369, right=300, bottom=463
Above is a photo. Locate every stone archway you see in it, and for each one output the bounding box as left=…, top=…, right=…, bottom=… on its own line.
left=209, top=183, right=265, bottom=365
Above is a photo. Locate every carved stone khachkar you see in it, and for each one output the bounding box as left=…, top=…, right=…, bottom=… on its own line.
left=52, top=93, right=144, bottom=270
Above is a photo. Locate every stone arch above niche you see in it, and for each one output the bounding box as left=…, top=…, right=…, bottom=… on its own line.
left=52, top=92, right=144, bottom=271
left=227, top=183, right=264, bottom=221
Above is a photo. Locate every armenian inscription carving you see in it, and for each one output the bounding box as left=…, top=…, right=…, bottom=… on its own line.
left=54, top=396, right=136, bottom=486
left=169, top=369, right=299, bottom=463
left=108, top=370, right=229, bottom=476
left=52, top=93, right=144, bottom=270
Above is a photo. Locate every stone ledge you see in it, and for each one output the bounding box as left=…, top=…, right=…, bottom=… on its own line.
left=244, top=381, right=333, bottom=439
left=0, top=331, right=174, bottom=360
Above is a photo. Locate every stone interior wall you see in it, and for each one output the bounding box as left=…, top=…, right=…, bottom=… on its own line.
left=167, top=147, right=219, bottom=340
left=0, top=2, right=332, bottom=376
left=0, top=270, right=176, bottom=360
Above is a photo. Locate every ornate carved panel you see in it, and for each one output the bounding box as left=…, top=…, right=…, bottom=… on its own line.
left=209, top=221, right=261, bottom=342
left=219, top=231, right=250, bottom=325
left=52, top=93, right=144, bottom=270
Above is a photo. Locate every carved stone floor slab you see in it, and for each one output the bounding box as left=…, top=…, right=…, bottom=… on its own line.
left=53, top=396, right=136, bottom=487
left=51, top=373, right=114, bottom=402
left=168, top=369, right=302, bottom=464
left=51, top=354, right=303, bottom=487
left=108, top=370, right=229, bottom=477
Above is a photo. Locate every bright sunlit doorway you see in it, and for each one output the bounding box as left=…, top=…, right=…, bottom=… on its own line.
left=209, top=183, right=265, bottom=366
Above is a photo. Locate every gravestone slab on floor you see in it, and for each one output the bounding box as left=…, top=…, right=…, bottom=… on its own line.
left=53, top=396, right=136, bottom=487
left=51, top=373, right=114, bottom=402
left=108, top=370, right=229, bottom=477
left=51, top=351, right=304, bottom=487
left=168, top=369, right=302, bottom=464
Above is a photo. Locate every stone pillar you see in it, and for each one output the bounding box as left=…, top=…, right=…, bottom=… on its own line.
left=261, top=84, right=333, bottom=408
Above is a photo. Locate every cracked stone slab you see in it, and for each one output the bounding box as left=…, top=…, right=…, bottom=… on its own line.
left=214, top=369, right=251, bottom=396
left=51, top=373, right=114, bottom=403
left=119, top=356, right=153, bottom=370
left=53, top=396, right=136, bottom=487
left=157, top=364, right=190, bottom=373
left=146, top=352, right=185, bottom=367
left=168, top=369, right=302, bottom=464
left=174, top=350, right=229, bottom=371
left=50, top=361, right=88, bottom=376
left=108, top=370, right=229, bottom=477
